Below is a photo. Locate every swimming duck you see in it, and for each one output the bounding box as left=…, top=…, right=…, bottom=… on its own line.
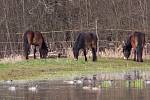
left=145, top=80, right=150, bottom=84
left=8, top=86, right=16, bottom=91
left=82, top=76, right=101, bottom=91
left=73, top=77, right=84, bottom=85
left=64, top=80, right=74, bottom=84
left=7, top=80, right=16, bottom=91
left=28, top=85, right=38, bottom=92
left=5, top=80, right=13, bottom=84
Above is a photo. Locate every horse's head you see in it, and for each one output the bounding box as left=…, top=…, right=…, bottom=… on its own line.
left=123, top=45, right=131, bottom=60
left=44, top=47, right=48, bottom=58
left=73, top=47, right=79, bottom=60
left=122, top=41, right=131, bottom=60
left=40, top=46, right=48, bottom=58
left=40, top=40, right=49, bottom=58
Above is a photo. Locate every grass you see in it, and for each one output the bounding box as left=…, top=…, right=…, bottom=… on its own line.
left=0, top=57, right=150, bottom=80
left=126, top=80, right=144, bottom=88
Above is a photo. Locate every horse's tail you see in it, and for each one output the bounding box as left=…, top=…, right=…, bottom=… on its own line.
left=143, top=33, right=146, bottom=47
left=23, top=31, right=30, bottom=56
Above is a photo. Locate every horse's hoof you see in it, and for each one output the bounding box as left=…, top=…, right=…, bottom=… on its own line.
left=140, top=60, right=143, bottom=62
left=93, top=59, right=97, bottom=62
left=74, top=59, right=78, bottom=61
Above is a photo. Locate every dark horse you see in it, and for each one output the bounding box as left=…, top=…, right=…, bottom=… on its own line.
left=123, top=32, right=145, bottom=62
left=23, top=31, right=48, bottom=59
left=73, top=32, right=98, bottom=61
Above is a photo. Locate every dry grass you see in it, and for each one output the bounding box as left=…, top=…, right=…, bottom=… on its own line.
left=100, top=46, right=150, bottom=59
left=100, top=48, right=123, bottom=58
left=0, top=45, right=149, bottom=64
left=66, top=45, right=124, bottom=59
left=66, top=47, right=74, bottom=58
left=67, top=45, right=150, bottom=59
left=0, top=55, right=24, bottom=64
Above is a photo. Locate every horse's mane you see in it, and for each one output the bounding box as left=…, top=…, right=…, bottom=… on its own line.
left=73, top=33, right=84, bottom=50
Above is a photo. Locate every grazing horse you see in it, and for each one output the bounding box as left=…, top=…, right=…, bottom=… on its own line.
left=23, top=31, right=48, bottom=59
left=73, top=32, right=98, bottom=61
left=123, top=32, right=145, bottom=62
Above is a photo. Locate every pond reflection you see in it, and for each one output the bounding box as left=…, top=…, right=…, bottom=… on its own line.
left=0, top=80, right=150, bottom=100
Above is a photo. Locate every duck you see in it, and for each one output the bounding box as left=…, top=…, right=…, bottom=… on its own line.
left=74, top=80, right=83, bottom=85
left=82, top=84, right=101, bottom=91
left=8, top=86, right=16, bottom=91
left=5, top=80, right=13, bottom=84
left=83, top=77, right=92, bottom=86
left=91, top=85, right=101, bottom=91
left=64, top=80, right=74, bottom=85
left=82, top=75, right=101, bottom=91
left=7, top=80, right=16, bottom=91
left=145, top=80, right=150, bottom=84
left=64, top=77, right=84, bottom=85
left=73, top=77, right=84, bottom=85
left=82, top=86, right=91, bottom=90
left=28, top=85, right=38, bottom=92
left=107, top=80, right=113, bottom=85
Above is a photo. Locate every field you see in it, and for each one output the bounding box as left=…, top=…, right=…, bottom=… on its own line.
left=0, top=57, right=150, bottom=80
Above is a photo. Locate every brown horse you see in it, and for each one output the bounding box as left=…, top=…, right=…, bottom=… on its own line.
left=23, top=31, right=48, bottom=59
left=123, top=32, right=145, bottom=62
left=73, top=32, right=98, bottom=61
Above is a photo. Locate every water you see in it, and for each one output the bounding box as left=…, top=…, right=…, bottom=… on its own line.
left=0, top=80, right=150, bottom=100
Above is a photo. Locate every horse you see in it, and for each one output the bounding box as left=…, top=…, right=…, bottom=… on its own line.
left=123, top=31, right=145, bottom=62
left=73, top=32, right=98, bottom=61
left=23, top=31, right=48, bottom=59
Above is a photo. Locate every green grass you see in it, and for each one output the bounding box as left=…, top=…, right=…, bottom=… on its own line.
left=0, top=57, right=150, bottom=80
left=101, top=81, right=112, bottom=88
left=126, top=80, right=144, bottom=88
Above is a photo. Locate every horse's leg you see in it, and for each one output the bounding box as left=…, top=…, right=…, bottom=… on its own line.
left=25, top=52, right=29, bottom=60
left=141, top=47, right=143, bottom=62
left=92, top=48, right=97, bottom=61
left=39, top=48, right=42, bottom=58
left=25, top=49, right=29, bottom=59
left=133, top=49, right=136, bottom=61
left=136, top=47, right=140, bottom=62
left=25, top=45, right=30, bottom=59
left=83, top=49, right=87, bottom=61
left=138, top=47, right=143, bottom=62
left=34, top=46, right=37, bottom=59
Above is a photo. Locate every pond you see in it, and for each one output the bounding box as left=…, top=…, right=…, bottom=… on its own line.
left=0, top=70, right=150, bottom=100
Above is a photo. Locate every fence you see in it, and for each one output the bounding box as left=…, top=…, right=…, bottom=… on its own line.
left=0, top=28, right=150, bottom=59
left=0, top=0, right=150, bottom=58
